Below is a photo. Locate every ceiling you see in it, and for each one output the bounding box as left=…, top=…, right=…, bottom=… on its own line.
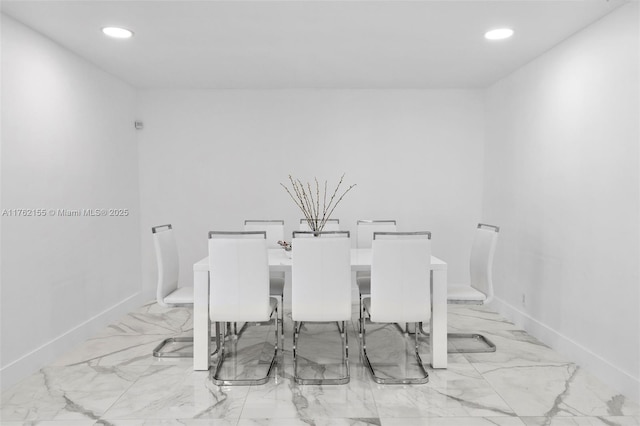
left=1, top=0, right=628, bottom=89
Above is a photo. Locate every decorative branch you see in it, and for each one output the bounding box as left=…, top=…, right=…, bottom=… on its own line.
left=281, top=174, right=357, bottom=232
left=315, top=177, right=320, bottom=226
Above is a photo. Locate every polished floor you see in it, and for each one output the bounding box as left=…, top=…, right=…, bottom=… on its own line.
left=2, top=300, right=639, bottom=426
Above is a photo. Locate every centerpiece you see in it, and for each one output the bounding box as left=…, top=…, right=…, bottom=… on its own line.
left=281, top=173, right=356, bottom=233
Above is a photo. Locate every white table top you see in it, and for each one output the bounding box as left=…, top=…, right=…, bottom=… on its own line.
left=194, top=248, right=447, bottom=271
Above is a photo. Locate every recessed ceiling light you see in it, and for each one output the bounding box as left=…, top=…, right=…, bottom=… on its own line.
left=102, top=27, right=134, bottom=39
left=485, top=28, right=514, bottom=40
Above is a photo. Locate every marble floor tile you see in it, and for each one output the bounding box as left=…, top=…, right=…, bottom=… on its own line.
left=476, top=362, right=640, bottom=418
left=241, top=372, right=377, bottom=419
left=101, top=365, right=250, bottom=421
left=381, top=417, right=527, bottom=425
left=2, top=302, right=638, bottom=426
left=51, top=302, right=196, bottom=368
left=447, top=305, right=520, bottom=333
left=1, top=422, right=98, bottom=426
left=461, top=330, right=571, bottom=367
left=102, top=420, right=237, bottom=425
left=363, top=321, right=477, bottom=381
left=422, top=353, right=486, bottom=388
left=237, top=419, right=382, bottom=426
left=290, top=321, right=353, bottom=383
left=50, top=334, right=171, bottom=368
left=0, top=365, right=143, bottom=422
left=520, top=416, right=640, bottom=426
left=370, top=379, right=516, bottom=418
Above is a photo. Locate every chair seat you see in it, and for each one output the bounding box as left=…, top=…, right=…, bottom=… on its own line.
left=269, top=276, right=285, bottom=296
left=447, top=284, right=486, bottom=304
left=356, top=272, right=371, bottom=295
left=163, top=286, right=194, bottom=305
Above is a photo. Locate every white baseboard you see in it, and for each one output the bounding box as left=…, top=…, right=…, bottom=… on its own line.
left=0, top=292, right=143, bottom=391
left=491, top=296, right=640, bottom=404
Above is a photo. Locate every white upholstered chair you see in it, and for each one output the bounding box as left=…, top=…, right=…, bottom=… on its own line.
left=243, top=219, right=285, bottom=248
left=361, top=231, right=431, bottom=384
left=243, top=220, right=286, bottom=338
left=208, top=231, right=279, bottom=386
left=299, top=218, right=340, bottom=232
left=291, top=231, right=351, bottom=385
left=151, top=224, right=195, bottom=358
left=356, top=220, right=397, bottom=248
left=355, top=220, right=397, bottom=333
left=445, top=223, right=500, bottom=352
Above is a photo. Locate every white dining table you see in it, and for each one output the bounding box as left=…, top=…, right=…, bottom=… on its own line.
left=192, top=248, right=448, bottom=370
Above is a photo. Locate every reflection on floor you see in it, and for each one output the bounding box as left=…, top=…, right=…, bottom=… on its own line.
left=2, top=301, right=639, bottom=426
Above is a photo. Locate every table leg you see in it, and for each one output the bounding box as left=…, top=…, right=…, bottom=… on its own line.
left=194, top=269, right=210, bottom=370
left=430, top=268, right=448, bottom=368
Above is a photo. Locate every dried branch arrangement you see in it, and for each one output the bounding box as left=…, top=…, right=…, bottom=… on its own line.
left=281, top=174, right=356, bottom=232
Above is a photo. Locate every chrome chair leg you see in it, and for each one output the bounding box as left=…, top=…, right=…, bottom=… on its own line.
left=153, top=337, right=193, bottom=358
left=343, top=321, right=350, bottom=380
left=359, top=292, right=363, bottom=336
left=211, top=304, right=279, bottom=386
left=293, top=321, right=301, bottom=381
left=361, top=313, right=429, bottom=384
left=418, top=323, right=496, bottom=353
left=154, top=324, right=222, bottom=358
left=293, top=321, right=350, bottom=385
left=280, top=293, right=285, bottom=344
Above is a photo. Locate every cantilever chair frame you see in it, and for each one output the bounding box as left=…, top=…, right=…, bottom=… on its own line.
left=293, top=230, right=346, bottom=236
left=208, top=231, right=280, bottom=386
left=355, top=219, right=398, bottom=335
left=356, top=219, right=397, bottom=226
left=360, top=231, right=431, bottom=384
left=151, top=224, right=220, bottom=358
left=419, top=223, right=499, bottom=353
left=244, top=219, right=285, bottom=224
left=243, top=220, right=286, bottom=341
left=293, top=320, right=350, bottom=385
left=291, top=230, right=351, bottom=385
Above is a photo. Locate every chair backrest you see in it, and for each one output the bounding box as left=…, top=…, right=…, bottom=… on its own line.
left=208, top=231, right=270, bottom=322
left=244, top=220, right=285, bottom=249
left=370, top=232, right=432, bottom=323
left=152, top=224, right=179, bottom=306
left=299, top=218, right=340, bottom=232
left=291, top=231, right=351, bottom=322
left=356, top=220, right=397, bottom=249
left=292, top=230, right=347, bottom=238
left=470, top=223, right=499, bottom=303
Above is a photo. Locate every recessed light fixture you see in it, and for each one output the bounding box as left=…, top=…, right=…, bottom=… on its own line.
left=484, top=28, right=514, bottom=40
left=102, top=27, right=134, bottom=39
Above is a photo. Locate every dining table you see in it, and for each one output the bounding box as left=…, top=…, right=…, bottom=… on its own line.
left=192, top=248, right=448, bottom=370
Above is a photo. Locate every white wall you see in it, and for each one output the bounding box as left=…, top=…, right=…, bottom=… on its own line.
left=483, top=3, right=639, bottom=401
left=137, top=89, right=485, bottom=300
left=0, top=15, right=142, bottom=389
left=6, top=1, right=637, bottom=403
